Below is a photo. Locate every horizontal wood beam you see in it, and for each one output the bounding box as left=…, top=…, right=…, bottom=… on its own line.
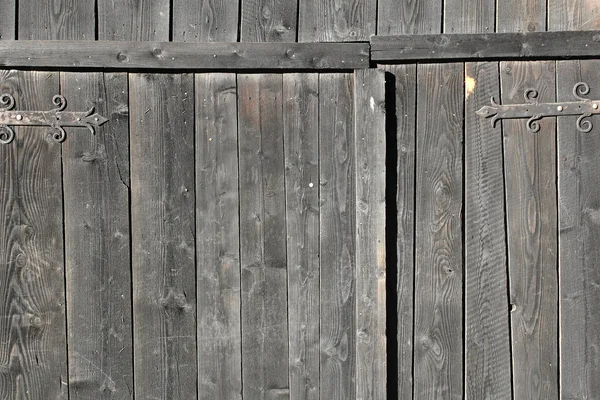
left=0, top=41, right=370, bottom=70
left=371, top=31, right=600, bottom=62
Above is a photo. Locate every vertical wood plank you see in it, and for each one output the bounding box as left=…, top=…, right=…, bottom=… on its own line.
left=238, top=74, right=289, bottom=399
left=556, top=60, right=600, bottom=400
left=414, top=63, right=464, bottom=400
left=195, top=73, right=242, bottom=400
left=297, top=0, right=376, bottom=42
left=173, top=0, right=240, bottom=42
left=548, top=0, right=600, bottom=31
left=377, top=0, right=442, bottom=35
left=318, top=73, right=356, bottom=400
left=500, top=60, right=558, bottom=400
left=62, top=72, right=133, bottom=400
left=380, top=64, right=416, bottom=400
left=496, top=0, right=546, bottom=32
left=283, top=73, right=320, bottom=400
left=240, top=0, right=297, bottom=42
left=443, top=0, right=494, bottom=33
left=0, top=0, right=15, bottom=40
left=18, top=0, right=94, bottom=40
left=130, top=73, right=197, bottom=399
left=354, top=69, right=387, bottom=400
left=464, top=62, right=512, bottom=400
left=97, top=0, right=170, bottom=41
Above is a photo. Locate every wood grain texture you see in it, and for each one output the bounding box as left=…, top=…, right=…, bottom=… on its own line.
left=414, top=63, right=464, bottom=400
left=173, top=0, right=240, bottom=42
left=464, top=62, right=512, bottom=400
left=500, top=60, right=558, bottom=400
left=377, top=0, right=442, bottom=35
left=381, top=64, right=416, bottom=400
left=240, top=0, right=297, bottom=42
left=354, top=69, right=387, bottom=400
left=318, top=73, right=356, bottom=400
left=18, top=0, right=94, bottom=40
left=130, top=73, right=197, bottom=399
left=283, top=73, right=320, bottom=400
left=195, top=73, right=242, bottom=400
left=0, top=0, right=15, bottom=40
left=556, top=60, right=600, bottom=400
left=298, top=0, right=376, bottom=42
left=549, top=0, right=600, bottom=31
left=497, top=0, right=546, bottom=32
left=62, top=72, right=132, bottom=400
left=237, top=74, right=289, bottom=399
left=443, top=0, right=494, bottom=33
left=97, top=0, right=170, bottom=41
left=0, top=70, right=68, bottom=399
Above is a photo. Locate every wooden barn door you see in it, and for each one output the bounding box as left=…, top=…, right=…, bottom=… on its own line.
left=0, top=70, right=387, bottom=399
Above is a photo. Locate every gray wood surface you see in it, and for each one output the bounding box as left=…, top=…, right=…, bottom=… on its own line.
left=283, top=73, right=320, bottom=400
left=496, top=0, right=546, bottom=32
left=381, top=64, right=416, bottom=400
left=464, top=62, right=512, bottom=400
left=354, top=69, right=387, bottom=400
left=173, top=0, right=239, bottom=42
left=444, top=0, right=494, bottom=33
left=556, top=60, right=600, bottom=400
left=130, top=73, right=197, bottom=399
left=413, top=63, right=464, bottom=400
left=62, top=72, right=133, bottom=399
left=549, top=0, right=600, bottom=31
left=0, top=0, right=15, bottom=40
left=371, top=31, right=600, bottom=62
left=318, top=72, right=357, bottom=400
left=18, top=0, right=94, bottom=40
left=240, top=0, right=297, bottom=42
left=298, top=0, right=376, bottom=42
left=0, top=41, right=369, bottom=70
left=237, top=74, right=290, bottom=399
left=97, top=0, right=170, bottom=41
left=500, top=60, right=558, bottom=400
left=195, top=73, right=242, bottom=400
left=377, top=0, right=442, bottom=34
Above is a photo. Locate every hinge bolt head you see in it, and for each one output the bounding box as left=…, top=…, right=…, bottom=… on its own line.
left=594, top=104, right=598, bottom=109
left=557, top=106, right=563, bottom=112
left=16, top=114, right=22, bottom=121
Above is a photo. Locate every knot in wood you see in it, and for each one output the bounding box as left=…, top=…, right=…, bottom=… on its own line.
left=159, top=288, right=188, bottom=311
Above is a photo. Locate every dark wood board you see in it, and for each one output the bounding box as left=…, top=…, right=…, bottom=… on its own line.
left=283, top=73, right=320, bottom=399
left=173, top=0, right=240, bottom=42
left=195, top=73, right=242, bottom=400
left=413, top=63, right=464, bottom=400
left=380, top=63, right=416, bottom=400
left=237, top=74, right=290, bottom=399
left=318, top=72, right=356, bottom=400
left=129, top=73, right=197, bottom=399
left=377, top=0, right=442, bottom=35
left=61, top=72, right=133, bottom=399
left=354, top=69, right=387, bottom=399
left=18, top=0, right=94, bottom=40
left=298, top=0, right=376, bottom=42
left=549, top=0, right=600, bottom=31
left=464, top=62, right=512, bottom=400
left=556, top=60, right=600, bottom=400
left=97, top=0, right=170, bottom=41
left=500, top=60, right=558, bottom=400
left=0, top=41, right=370, bottom=70
left=240, top=0, right=297, bottom=42
left=371, top=31, right=600, bottom=62
left=0, top=70, right=68, bottom=399
left=496, top=0, right=546, bottom=33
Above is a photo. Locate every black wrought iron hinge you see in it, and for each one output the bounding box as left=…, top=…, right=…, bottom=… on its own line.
left=0, top=94, right=108, bottom=145
left=477, top=82, right=598, bottom=133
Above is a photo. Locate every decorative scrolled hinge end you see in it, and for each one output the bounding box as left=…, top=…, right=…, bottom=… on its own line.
left=0, top=94, right=109, bottom=145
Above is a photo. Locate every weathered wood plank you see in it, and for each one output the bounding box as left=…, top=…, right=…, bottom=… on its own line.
left=237, top=74, right=289, bottom=400
left=496, top=0, right=546, bottom=32
left=377, top=0, right=442, bottom=35
left=0, top=0, right=15, bottom=40
left=443, top=0, right=494, bottom=33
left=500, top=60, right=558, bottom=400
left=18, top=0, right=94, bottom=40
left=97, top=0, right=170, bottom=41
left=556, top=60, right=600, bottom=400
left=173, top=0, right=239, bottom=42
left=240, top=0, right=297, bottom=42
left=380, top=64, right=416, bottom=400
left=371, top=31, right=600, bottom=62
left=130, top=73, right=197, bottom=399
left=283, top=73, right=320, bottom=400
left=195, top=73, right=242, bottom=400
left=464, top=62, right=512, bottom=400
left=0, top=70, right=68, bottom=399
left=62, top=72, right=132, bottom=400
left=549, top=0, right=600, bottom=31
left=298, top=0, right=376, bottom=42
left=413, top=63, right=464, bottom=400
left=0, top=41, right=369, bottom=70
left=354, top=69, right=387, bottom=400
left=318, top=72, right=356, bottom=400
